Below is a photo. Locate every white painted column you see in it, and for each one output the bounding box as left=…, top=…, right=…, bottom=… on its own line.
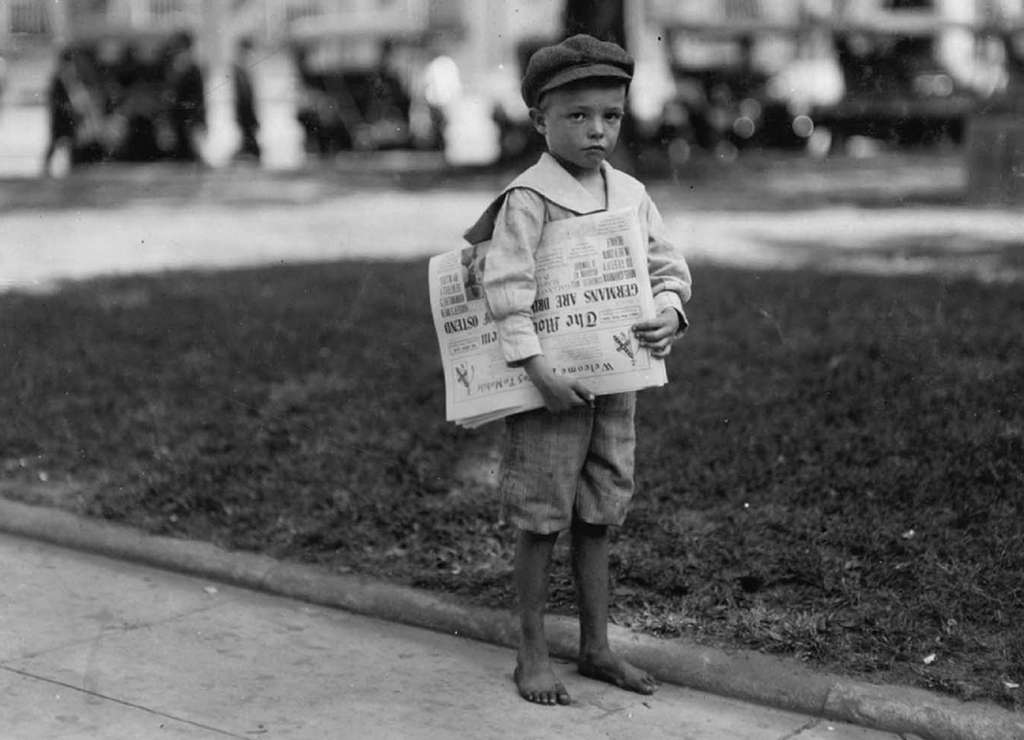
left=0, top=2, right=10, bottom=50
left=48, top=0, right=70, bottom=44
left=200, top=0, right=235, bottom=166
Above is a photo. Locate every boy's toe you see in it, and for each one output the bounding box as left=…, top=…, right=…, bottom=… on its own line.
left=555, top=682, right=571, bottom=705
left=514, top=661, right=570, bottom=706
left=639, top=675, right=659, bottom=694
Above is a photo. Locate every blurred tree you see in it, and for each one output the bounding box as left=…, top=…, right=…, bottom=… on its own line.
left=561, top=0, right=638, bottom=170
left=562, top=0, right=625, bottom=45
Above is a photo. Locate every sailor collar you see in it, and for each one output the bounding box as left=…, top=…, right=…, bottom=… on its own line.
left=463, top=152, right=645, bottom=245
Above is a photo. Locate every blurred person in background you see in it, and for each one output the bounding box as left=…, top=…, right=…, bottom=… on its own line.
left=42, top=49, right=103, bottom=176
left=232, top=36, right=261, bottom=162
left=42, top=50, right=78, bottom=176
left=166, top=31, right=206, bottom=162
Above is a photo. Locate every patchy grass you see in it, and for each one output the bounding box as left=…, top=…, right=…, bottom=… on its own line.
left=1, top=259, right=1022, bottom=708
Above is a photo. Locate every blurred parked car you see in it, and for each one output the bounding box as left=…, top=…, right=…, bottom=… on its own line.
left=289, top=27, right=428, bottom=156
left=47, top=27, right=203, bottom=165
left=810, top=8, right=1023, bottom=150
left=813, top=29, right=975, bottom=147
left=653, top=23, right=832, bottom=157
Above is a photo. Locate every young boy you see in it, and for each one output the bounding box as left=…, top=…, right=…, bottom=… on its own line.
left=464, top=34, right=692, bottom=706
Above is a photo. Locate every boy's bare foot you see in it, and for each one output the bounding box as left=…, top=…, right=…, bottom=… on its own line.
left=514, top=657, right=571, bottom=706
left=578, top=648, right=659, bottom=694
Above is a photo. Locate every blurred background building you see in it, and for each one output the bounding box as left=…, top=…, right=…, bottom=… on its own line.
left=0, top=0, right=1021, bottom=175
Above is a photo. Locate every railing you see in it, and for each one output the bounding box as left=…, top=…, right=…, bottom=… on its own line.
left=146, top=0, right=202, bottom=24
left=0, top=0, right=435, bottom=46
left=116, top=0, right=203, bottom=28
left=7, top=0, right=51, bottom=35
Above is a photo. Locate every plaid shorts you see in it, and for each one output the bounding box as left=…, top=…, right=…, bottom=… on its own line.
left=499, top=392, right=636, bottom=534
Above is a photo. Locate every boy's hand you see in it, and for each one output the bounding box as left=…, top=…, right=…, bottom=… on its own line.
left=524, top=355, right=594, bottom=413
left=633, top=308, right=682, bottom=358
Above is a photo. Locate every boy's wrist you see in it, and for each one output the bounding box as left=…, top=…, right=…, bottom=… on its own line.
left=525, top=355, right=566, bottom=395
left=660, top=306, right=686, bottom=335
left=660, top=307, right=681, bottom=333
left=523, top=354, right=550, bottom=379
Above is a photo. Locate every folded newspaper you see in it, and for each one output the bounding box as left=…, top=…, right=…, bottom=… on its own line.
left=429, top=207, right=667, bottom=428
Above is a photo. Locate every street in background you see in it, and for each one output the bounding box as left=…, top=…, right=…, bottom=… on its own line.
left=0, top=0, right=1021, bottom=188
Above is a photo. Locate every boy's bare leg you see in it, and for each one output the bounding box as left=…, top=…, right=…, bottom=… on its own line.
left=572, top=521, right=659, bottom=694
left=514, top=529, right=571, bottom=705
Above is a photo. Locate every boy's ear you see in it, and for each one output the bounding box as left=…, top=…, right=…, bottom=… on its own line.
left=528, top=107, right=547, bottom=135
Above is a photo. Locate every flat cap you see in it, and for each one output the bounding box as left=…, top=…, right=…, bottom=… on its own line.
left=521, top=34, right=634, bottom=108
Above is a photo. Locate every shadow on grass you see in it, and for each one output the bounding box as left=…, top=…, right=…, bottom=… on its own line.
left=1, top=258, right=1022, bottom=707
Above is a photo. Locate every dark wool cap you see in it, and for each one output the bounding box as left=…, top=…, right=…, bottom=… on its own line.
left=521, top=34, right=634, bottom=108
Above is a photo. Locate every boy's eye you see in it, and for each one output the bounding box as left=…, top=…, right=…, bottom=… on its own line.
left=605, top=111, right=623, bottom=122
left=568, top=112, right=586, bottom=121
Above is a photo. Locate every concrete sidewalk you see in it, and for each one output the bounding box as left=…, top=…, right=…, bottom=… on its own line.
left=0, top=533, right=900, bottom=740
left=4, top=499, right=1024, bottom=740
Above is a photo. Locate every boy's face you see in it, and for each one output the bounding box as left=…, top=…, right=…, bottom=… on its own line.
left=530, top=80, right=626, bottom=172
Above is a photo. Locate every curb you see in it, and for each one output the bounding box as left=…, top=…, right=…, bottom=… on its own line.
left=1, top=498, right=1021, bottom=740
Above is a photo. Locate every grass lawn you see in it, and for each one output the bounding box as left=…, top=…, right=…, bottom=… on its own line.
left=1, top=257, right=1022, bottom=708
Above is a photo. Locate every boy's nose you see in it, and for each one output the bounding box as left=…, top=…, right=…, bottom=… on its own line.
left=588, top=117, right=605, bottom=138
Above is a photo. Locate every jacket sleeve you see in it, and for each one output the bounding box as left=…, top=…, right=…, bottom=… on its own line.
left=641, top=194, right=692, bottom=331
left=481, top=188, right=546, bottom=365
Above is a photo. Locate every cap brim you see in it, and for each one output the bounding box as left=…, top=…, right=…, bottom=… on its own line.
left=537, top=63, right=632, bottom=101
